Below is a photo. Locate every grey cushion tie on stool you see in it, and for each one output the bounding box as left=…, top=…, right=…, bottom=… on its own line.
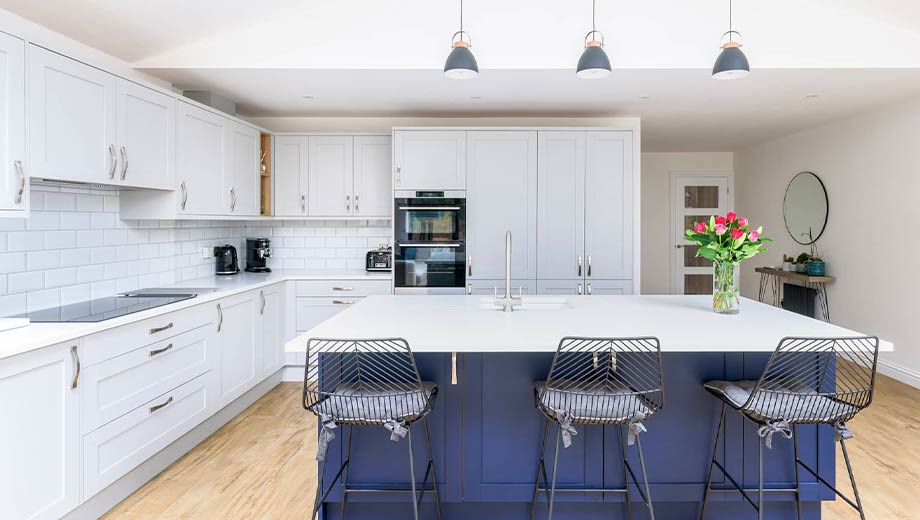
left=627, top=414, right=648, bottom=446
left=757, top=420, right=792, bottom=450
left=554, top=410, right=578, bottom=448
left=316, top=414, right=337, bottom=461
left=384, top=419, right=409, bottom=441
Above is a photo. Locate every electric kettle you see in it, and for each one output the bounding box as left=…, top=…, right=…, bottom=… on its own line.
left=213, top=244, right=240, bottom=275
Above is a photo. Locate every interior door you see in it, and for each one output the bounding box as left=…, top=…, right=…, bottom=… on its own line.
left=353, top=135, right=392, bottom=217
left=115, top=78, right=175, bottom=190
left=537, top=131, right=585, bottom=281
left=273, top=136, right=308, bottom=216
left=0, top=32, right=25, bottom=213
left=28, top=44, right=115, bottom=185
left=466, top=131, right=538, bottom=281
left=228, top=123, right=260, bottom=216
left=176, top=102, right=225, bottom=215
left=393, top=130, right=466, bottom=190
left=584, top=131, right=633, bottom=281
left=308, top=136, right=353, bottom=216
left=672, top=173, right=732, bottom=295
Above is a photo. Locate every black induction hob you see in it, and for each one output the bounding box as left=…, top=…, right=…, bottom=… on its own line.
left=15, top=295, right=196, bottom=323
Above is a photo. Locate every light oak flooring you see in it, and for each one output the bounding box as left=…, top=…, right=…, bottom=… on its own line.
left=104, top=376, right=919, bottom=519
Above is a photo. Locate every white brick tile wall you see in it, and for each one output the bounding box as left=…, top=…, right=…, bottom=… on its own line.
left=0, top=185, right=392, bottom=313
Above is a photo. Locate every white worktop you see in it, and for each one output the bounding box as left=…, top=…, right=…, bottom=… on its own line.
left=0, top=270, right=391, bottom=361
left=288, top=295, right=893, bottom=353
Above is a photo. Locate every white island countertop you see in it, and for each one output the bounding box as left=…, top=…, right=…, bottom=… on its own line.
left=288, top=295, right=893, bottom=353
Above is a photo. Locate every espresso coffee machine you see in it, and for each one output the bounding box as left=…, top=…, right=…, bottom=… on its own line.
left=245, top=238, right=272, bottom=273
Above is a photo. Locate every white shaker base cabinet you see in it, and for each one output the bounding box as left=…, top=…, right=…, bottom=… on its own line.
left=258, top=285, right=285, bottom=378
left=0, top=341, right=80, bottom=520
left=0, top=31, right=26, bottom=216
left=217, top=293, right=259, bottom=407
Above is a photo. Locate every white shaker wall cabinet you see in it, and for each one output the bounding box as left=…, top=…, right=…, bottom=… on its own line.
left=176, top=101, right=226, bottom=215
left=114, top=78, right=175, bottom=190
left=0, top=341, right=81, bottom=520
left=273, top=136, right=309, bottom=216
left=393, top=130, right=466, bottom=190
left=537, top=131, right=586, bottom=282
left=584, top=131, right=634, bottom=280
left=0, top=32, right=26, bottom=216
left=28, top=44, right=116, bottom=185
left=308, top=136, right=354, bottom=217
left=216, top=293, right=259, bottom=407
left=353, top=135, right=392, bottom=217
left=466, top=131, right=538, bottom=281
left=227, top=122, right=261, bottom=216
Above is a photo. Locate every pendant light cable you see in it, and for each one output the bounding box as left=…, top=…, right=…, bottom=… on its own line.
left=592, top=0, right=596, bottom=32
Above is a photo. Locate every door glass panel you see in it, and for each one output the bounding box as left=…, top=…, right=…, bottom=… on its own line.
left=684, top=186, right=719, bottom=209
left=684, top=274, right=713, bottom=295
left=684, top=246, right=711, bottom=268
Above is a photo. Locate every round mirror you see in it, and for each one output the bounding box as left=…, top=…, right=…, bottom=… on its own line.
left=784, top=171, right=828, bottom=245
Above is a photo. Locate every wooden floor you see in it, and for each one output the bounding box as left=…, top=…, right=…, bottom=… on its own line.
left=104, top=376, right=920, bottom=519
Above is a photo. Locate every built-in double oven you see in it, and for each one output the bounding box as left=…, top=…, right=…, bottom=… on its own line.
left=393, top=191, right=466, bottom=294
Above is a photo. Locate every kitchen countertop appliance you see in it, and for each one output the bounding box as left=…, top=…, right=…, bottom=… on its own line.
left=393, top=190, right=466, bottom=294
left=365, top=245, right=392, bottom=272
left=11, top=293, right=197, bottom=323
left=213, top=244, right=240, bottom=275
left=245, top=238, right=272, bottom=273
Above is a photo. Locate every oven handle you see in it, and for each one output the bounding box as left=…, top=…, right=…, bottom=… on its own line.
left=397, top=206, right=461, bottom=211
left=397, top=243, right=462, bottom=248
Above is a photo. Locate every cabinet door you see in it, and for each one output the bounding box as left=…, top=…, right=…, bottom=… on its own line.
left=115, top=78, right=175, bottom=190
left=536, top=279, right=585, bottom=295
left=393, top=130, right=465, bottom=190
left=308, top=136, right=353, bottom=216
left=176, top=102, right=225, bottom=215
left=466, top=131, right=537, bottom=281
left=584, top=131, right=634, bottom=281
left=227, top=122, right=260, bottom=216
left=585, top=279, right=632, bottom=295
left=0, top=341, right=80, bottom=520
left=28, top=45, right=116, bottom=185
left=273, top=136, right=309, bottom=216
left=466, top=279, right=536, bottom=296
left=0, top=32, right=25, bottom=214
left=353, top=135, right=392, bottom=217
left=216, top=294, right=259, bottom=406
left=537, top=131, right=585, bottom=280
left=258, top=285, right=285, bottom=377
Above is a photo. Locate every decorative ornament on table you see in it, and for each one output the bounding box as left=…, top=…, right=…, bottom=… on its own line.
left=685, top=212, right=771, bottom=314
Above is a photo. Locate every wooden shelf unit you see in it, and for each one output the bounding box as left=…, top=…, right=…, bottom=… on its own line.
left=754, top=267, right=835, bottom=284
left=259, top=132, right=272, bottom=216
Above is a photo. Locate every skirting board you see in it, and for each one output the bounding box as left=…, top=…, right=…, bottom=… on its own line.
left=878, top=358, right=920, bottom=389
left=63, top=370, right=284, bottom=520
left=282, top=364, right=305, bottom=382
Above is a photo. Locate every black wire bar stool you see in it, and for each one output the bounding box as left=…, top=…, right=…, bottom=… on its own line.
left=531, top=337, right=665, bottom=520
left=302, top=338, right=442, bottom=520
left=700, top=336, right=880, bottom=520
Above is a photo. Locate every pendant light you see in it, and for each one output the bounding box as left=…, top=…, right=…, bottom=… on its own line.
left=444, top=0, right=478, bottom=79
left=712, top=0, right=750, bottom=79
left=576, top=0, right=612, bottom=79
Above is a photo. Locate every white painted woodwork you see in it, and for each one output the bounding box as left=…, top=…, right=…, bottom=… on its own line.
left=466, top=131, right=538, bottom=281
left=28, top=45, right=115, bottom=185
left=536, top=280, right=585, bottom=296
left=81, top=372, right=216, bottom=499
left=295, top=298, right=359, bottom=333
left=671, top=173, right=732, bottom=295
left=258, top=286, right=285, bottom=377
left=0, top=341, right=80, bottom=520
left=353, top=135, right=392, bottom=217
left=466, top=279, right=536, bottom=296
left=308, top=136, right=353, bottom=217
left=216, top=293, right=258, bottom=406
left=585, top=280, right=633, bottom=295
left=0, top=32, right=26, bottom=215
left=584, top=131, right=634, bottom=280
left=294, top=279, right=392, bottom=297
left=227, top=122, right=260, bottom=216
left=176, top=101, right=225, bottom=215
left=272, top=136, right=309, bottom=216
left=537, top=131, right=586, bottom=281
left=114, top=78, right=175, bottom=190
left=393, top=130, right=466, bottom=190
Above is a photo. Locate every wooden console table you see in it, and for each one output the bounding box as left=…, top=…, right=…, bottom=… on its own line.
left=755, top=267, right=835, bottom=322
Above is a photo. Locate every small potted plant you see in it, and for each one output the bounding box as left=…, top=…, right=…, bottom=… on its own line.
left=795, top=252, right=811, bottom=273
left=807, top=256, right=826, bottom=276
left=782, top=255, right=794, bottom=272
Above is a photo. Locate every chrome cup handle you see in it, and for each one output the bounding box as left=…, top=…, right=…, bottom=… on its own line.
left=14, top=160, right=25, bottom=204
left=119, top=146, right=128, bottom=180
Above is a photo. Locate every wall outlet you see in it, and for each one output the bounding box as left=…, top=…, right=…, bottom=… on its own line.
left=202, top=247, right=213, bottom=259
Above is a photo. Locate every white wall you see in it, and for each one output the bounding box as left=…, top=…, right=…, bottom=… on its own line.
left=735, top=96, right=920, bottom=387
left=640, top=152, right=734, bottom=294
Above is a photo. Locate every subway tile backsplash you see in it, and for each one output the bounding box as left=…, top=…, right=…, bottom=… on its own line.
left=0, top=185, right=391, bottom=316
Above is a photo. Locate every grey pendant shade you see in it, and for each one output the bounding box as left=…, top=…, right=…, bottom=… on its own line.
left=445, top=39, right=478, bottom=79
left=577, top=40, right=612, bottom=79
left=712, top=42, right=750, bottom=79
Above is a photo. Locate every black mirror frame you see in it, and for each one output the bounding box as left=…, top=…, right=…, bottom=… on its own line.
left=783, top=171, right=828, bottom=246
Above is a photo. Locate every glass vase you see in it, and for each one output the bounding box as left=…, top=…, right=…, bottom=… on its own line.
left=713, top=261, right=740, bottom=314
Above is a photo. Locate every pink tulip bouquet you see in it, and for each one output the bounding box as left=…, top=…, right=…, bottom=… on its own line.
left=684, top=212, right=771, bottom=314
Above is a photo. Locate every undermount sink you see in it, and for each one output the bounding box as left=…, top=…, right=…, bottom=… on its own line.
left=478, top=296, right=569, bottom=311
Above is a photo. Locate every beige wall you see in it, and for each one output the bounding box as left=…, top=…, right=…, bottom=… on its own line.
left=640, top=153, right=734, bottom=294
left=735, top=96, right=920, bottom=387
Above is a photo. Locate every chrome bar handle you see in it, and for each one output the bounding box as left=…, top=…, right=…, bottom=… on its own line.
left=577, top=283, right=583, bottom=295
left=217, top=303, right=223, bottom=332
left=332, top=299, right=354, bottom=305
left=108, top=145, right=117, bottom=179
left=467, top=283, right=472, bottom=295
left=451, top=352, right=458, bottom=385
left=119, top=146, right=128, bottom=180
left=70, top=345, right=80, bottom=390
left=577, top=256, right=582, bottom=276
left=332, top=286, right=354, bottom=291
left=14, top=160, right=24, bottom=204
left=149, top=343, right=173, bottom=357
left=587, top=283, right=592, bottom=295
left=260, top=290, right=266, bottom=315
left=355, top=193, right=359, bottom=214
left=396, top=165, right=401, bottom=186
left=346, top=195, right=350, bottom=212
left=587, top=255, right=592, bottom=277
left=468, top=256, right=472, bottom=276
left=149, top=396, right=174, bottom=414
left=149, top=322, right=173, bottom=335
left=230, top=188, right=236, bottom=212
left=180, top=182, right=188, bottom=210
left=300, top=194, right=306, bottom=213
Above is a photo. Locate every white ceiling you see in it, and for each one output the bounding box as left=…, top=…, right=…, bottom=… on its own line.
left=4, top=0, right=920, bottom=150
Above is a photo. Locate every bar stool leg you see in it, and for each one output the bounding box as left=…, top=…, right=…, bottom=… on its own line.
left=840, top=438, right=867, bottom=520
left=422, top=417, right=443, bottom=520
left=531, top=417, right=551, bottom=520
left=311, top=456, right=325, bottom=520
left=699, top=403, right=725, bottom=520
left=758, top=435, right=765, bottom=520
left=407, top=426, right=420, bottom=520
left=792, top=425, right=803, bottom=520
left=339, top=426, right=353, bottom=520
left=635, top=434, right=656, bottom=520
left=547, top=424, right=563, bottom=520
left=618, top=424, right=634, bottom=520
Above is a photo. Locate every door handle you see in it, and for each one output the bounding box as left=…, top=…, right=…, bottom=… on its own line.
left=332, top=300, right=355, bottom=305
left=396, top=165, right=401, bottom=186
left=467, top=284, right=472, bottom=295
left=332, top=287, right=354, bottom=292
left=468, top=256, right=472, bottom=276
left=587, top=256, right=592, bottom=277
left=70, top=345, right=80, bottom=390
left=577, top=283, right=583, bottom=295
left=149, top=396, right=174, bottom=414
left=14, top=160, right=25, bottom=204
left=149, top=322, right=173, bottom=335
left=260, top=290, right=266, bottom=315
left=119, top=146, right=128, bottom=180
left=230, top=188, right=237, bottom=212
left=587, top=283, right=592, bottom=295
left=675, top=244, right=690, bottom=249
left=300, top=194, right=306, bottom=213
left=345, top=195, right=350, bottom=212
left=577, top=256, right=582, bottom=276
left=149, top=343, right=174, bottom=357
left=355, top=193, right=359, bottom=214
left=451, top=352, right=458, bottom=385
left=180, top=182, right=188, bottom=210
left=217, top=303, right=223, bottom=332
left=108, top=145, right=117, bottom=179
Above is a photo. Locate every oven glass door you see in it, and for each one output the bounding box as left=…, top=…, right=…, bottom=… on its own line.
left=394, top=244, right=466, bottom=289
left=395, top=199, right=465, bottom=243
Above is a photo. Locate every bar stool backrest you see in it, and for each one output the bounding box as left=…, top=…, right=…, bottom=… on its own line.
left=745, top=336, right=880, bottom=424
left=540, top=337, right=664, bottom=423
left=302, top=337, right=431, bottom=426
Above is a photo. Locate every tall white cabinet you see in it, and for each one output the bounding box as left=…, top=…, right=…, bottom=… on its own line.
left=0, top=32, right=26, bottom=216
